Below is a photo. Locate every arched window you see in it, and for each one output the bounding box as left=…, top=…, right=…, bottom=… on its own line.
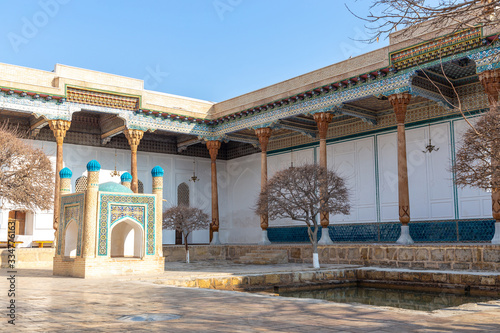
left=110, top=219, right=143, bottom=258
left=177, top=183, right=190, bottom=207
left=75, top=176, right=88, bottom=193
left=64, top=221, right=78, bottom=257
left=138, top=180, right=144, bottom=194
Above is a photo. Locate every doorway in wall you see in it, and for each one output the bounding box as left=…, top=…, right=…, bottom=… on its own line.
left=8, top=211, right=26, bottom=239
left=176, top=182, right=190, bottom=245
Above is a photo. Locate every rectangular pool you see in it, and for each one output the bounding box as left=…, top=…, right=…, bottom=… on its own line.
left=278, top=286, right=499, bottom=311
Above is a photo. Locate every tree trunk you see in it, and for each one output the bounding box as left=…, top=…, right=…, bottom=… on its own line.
left=312, top=224, right=320, bottom=269
left=184, top=234, right=190, bottom=264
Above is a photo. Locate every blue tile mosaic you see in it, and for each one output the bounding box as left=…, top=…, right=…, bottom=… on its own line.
left=268, top=219, right=495, bottom=243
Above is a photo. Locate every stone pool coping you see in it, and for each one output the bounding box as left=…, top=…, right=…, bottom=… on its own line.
left=147, top=262, right=500, bottom=294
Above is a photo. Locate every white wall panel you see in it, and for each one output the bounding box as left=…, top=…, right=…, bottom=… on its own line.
left=267, top=148, right=315, bottom=227
left=454, top=118, right=492, bottom=218
left=378, top=132, right=399, bottom=221
left=223, top=153, right=261, bottom=243
left=329, top=137, right=377, bottom=223
left=378, top=123, right=454, bottom=222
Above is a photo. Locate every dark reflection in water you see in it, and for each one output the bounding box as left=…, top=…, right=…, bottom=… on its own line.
left=279, top=286, right=498, bottom=311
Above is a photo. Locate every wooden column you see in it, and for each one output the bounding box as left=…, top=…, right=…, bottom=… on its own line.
left=314, top=112, right=334, bottom=245
left=479, top=69, right=500, bottom=244
left=389, top=93, right=414, bottom=244
left=479, top=69, right=500, bottom=108
left=255, top=127, right=272, bottom=245
left=124, top=129, right=144, bottom=193
left=207, top=140, right=221, bottom=245
left=48, top=119, right=71, bottom=244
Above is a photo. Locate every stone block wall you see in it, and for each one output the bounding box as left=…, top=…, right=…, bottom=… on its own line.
left=1, top=248, right=54, bottom=268
left=163, top=244, right=500, bottom=272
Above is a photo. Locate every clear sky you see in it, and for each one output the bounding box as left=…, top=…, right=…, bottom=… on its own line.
left=0, top=0, right=386, bottom=102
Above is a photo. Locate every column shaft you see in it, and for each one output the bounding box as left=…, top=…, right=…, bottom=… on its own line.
left=313, top=112, right=333, bottom=228
left=124, top=129, right=144, bottom=193
left=389, top=93, right=412, bottom=225
left=152, top=176, right=163, bottom=257
left=255, top=127, right=272, bottom=230
left=82, top=170, right=99, bottom=258
left=207, top=141, right=221, bottom=240
left=48, top=120, right=71, bottom=242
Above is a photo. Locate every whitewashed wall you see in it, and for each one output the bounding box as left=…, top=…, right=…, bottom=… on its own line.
left=378, top=123, right=456, bottom=222
left=0, top=140, right=220, bottom=245
left=1, top=118, right=493, bottom=245
left=453, top=118, right=492, bottom=218
left=329, top=137, right=377, bottom=223
left=223, top=153, right=261, bottom=243
left=267, top=148, right=316, bottom=229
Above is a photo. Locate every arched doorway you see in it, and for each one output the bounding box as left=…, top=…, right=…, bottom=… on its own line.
left=8, top=211, right=26, bottom=239
left=176, top=182, right=190, bottom=245
left=110, top=219, right=144, bottom=258
left=64, top=221, right=78, bottom=257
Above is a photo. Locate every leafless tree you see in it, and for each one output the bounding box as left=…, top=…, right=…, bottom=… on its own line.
left=0, top=123, right=54, bottom=211
left=256, top=164, right=350, bottom=268
left=350, top=0, right=499, bottom=43
left=163, top=205, right=210, bottom=263
left=454, top=105, right=500, bottom=190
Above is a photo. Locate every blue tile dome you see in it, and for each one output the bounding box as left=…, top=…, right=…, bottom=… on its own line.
left=120, top=172, right=132, bottom=183
left=151, top=165, right=164, bottom=178
left=98, top=181, right=134, bottom=194
left=59, top=167, right=72, bottom=179
left=86, top=160, right=101, bottom=172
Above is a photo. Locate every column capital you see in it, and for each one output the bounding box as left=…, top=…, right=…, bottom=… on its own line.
left=255, top=127, right=272, bottom=152
left=313, top=112, right=334, bottom=140
left=478, top=69, right=500, bottom=106
left=124, top=128, right=144, bottom=150
left=206, top=140, right=221, bottom=161
left=389, top=93, right=412, bottom=124
left=48, top=119, right=71, bottom=144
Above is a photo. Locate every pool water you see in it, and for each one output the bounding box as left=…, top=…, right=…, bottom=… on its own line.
left=278, top=286, right=498, bottom=311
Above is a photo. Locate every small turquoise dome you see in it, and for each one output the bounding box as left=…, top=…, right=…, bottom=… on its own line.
left=98, top=181, right=133, bottom=194
left=120, top=172, right=132, bottom=183
left=86, top=160, right=101, bottom=172
left=59, top=167, right=72, bottom=179
left=151, top=165, right=164, bottom=178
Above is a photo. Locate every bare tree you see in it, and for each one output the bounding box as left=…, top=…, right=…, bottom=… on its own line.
left=163, top=205, right=210, bottom=263
left=454, top=106, right=500, bottom=190
left=350, top=0, right=499, bottom=43
left=0, top=123, right=54, bottom=211
left=256, top=164, right=350, bottom=268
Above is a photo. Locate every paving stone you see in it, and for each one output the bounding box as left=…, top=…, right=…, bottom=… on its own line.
left=4, top=263, right=500, bottom=332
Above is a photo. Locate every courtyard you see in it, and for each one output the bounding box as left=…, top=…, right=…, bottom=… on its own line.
left=4, top=263, right=500, bottom=332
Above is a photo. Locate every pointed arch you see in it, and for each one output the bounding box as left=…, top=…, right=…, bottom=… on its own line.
left=64, top=220, right=78, bottom=257
left=75, top=176, right=88, bottom=193
left=109, top=218, right=144, bottom=258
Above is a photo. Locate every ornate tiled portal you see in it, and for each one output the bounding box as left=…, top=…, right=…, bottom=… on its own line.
left=53, top=161, right=164, bottom=278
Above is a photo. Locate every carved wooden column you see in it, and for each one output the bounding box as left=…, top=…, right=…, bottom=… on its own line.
left=389, top=93, right=414, bottom=244
left=207, top=140, right=222, bottom=245
left=48, top=119, right=71, bottom=246
left=124, top=129, right=144, bottom=193
left=313, top=112, right=334, bottom=245
left=479, top=69, right=500, bottom=244
left=255, top=127, right=272, bottom=245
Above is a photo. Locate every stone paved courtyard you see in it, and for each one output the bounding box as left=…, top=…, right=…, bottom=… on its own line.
left=3, top=264, right=500, bottom=332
